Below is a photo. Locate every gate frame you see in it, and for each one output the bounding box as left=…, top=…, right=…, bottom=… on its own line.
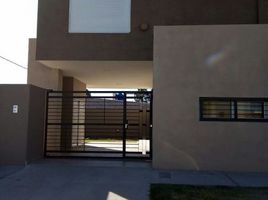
left=44, top=90, right=153, bottom=160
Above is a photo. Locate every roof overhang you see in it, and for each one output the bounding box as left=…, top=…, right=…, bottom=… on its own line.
left=40, top=60, right=153, bottom=89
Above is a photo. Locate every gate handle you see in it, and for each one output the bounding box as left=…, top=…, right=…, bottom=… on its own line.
left=125, top=120, right=128, bottom=129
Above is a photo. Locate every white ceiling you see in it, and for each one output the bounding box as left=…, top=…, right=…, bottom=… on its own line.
left=40, top=60, right=153, bottom=89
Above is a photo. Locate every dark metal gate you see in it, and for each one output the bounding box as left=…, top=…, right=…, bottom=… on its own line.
left=45, top=91, right=152, bottom=159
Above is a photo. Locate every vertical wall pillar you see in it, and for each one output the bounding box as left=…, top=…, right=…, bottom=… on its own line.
left=27, top=39, right=63, bottom=91
left=61, top=77, right=86, bottom=151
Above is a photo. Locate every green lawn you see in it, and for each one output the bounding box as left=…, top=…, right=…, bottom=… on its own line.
left=150, top=184, right=268, bottom=200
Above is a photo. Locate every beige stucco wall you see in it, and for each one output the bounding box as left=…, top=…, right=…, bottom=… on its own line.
left=0, top=85, right=46, bottom=165
left=27, top=39, right=63, bottom=90
left=153, top=24, right=268, bottom=172
left=27, top=85, right=46, bottom=163
left=0, top=85, right=29, bottom=165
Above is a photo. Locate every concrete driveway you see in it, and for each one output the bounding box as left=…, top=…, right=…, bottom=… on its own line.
left=1, top=159, right=268, bottom=200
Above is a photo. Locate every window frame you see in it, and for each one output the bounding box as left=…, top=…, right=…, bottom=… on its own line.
left=68, top=0, right=132, bottom=34
left=199, top=97, right=268, bottom=122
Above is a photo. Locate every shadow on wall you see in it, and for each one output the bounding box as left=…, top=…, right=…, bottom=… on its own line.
left=157, top=141, right=200, bottom=170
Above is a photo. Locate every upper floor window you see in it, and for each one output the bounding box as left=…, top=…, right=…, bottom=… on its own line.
left=69, top=0, right=131, bottom=33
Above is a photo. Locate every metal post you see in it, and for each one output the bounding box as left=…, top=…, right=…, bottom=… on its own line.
left=199, top=98, right=203, bottom=120
left=234, top=100, right=238, bottom=120
left=149, top=91, right=153, bottom=159
left=123, top=92, right=127, bottom=158
left=104, top=98, right=106, bottom=124
left=261, top=101, right=265, bottom=119
left=77, top=100, right=80, bottom=147
left=44, top=90, right=50, bottom=157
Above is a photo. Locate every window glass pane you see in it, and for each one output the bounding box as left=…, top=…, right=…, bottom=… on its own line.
left=69, top=0, right=131, bottom=33
left=264, top=102, right=268, bottom=119
left=237, top=102, right=263, bottom=119
left=202, top=101, right=234, bottom=119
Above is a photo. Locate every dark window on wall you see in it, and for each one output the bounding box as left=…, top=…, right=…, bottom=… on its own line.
left=200, top=97, right=268, bottom=122
left=201, top=100, right=235, bottom=119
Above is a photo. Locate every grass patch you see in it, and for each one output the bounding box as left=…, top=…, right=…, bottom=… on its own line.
left=150, top=184, right=268, bottom=200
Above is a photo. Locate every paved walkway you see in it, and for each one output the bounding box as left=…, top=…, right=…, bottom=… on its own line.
left=1, top=159, right=268, bottom=200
